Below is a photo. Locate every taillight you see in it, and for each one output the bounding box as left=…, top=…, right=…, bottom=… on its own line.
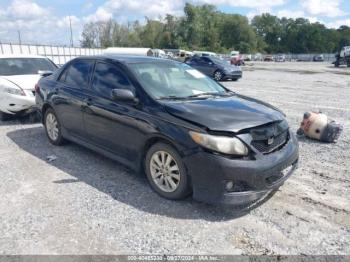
left=35, top=84, right=40, bottom=93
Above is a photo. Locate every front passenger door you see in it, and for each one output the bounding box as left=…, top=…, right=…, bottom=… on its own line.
left=83, top=62, right=142, bottom=163
left=187, top=57, right=211, bottom=76
left=200, top=57, right=216, bottom=75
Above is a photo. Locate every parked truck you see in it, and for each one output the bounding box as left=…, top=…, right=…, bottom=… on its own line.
left=334, top=46, right=350, bottom=67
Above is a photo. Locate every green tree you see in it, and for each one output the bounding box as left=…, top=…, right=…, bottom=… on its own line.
left=251, top=13, right=282, bottom=53
left=219, top=13, right=257, bottom=52
left=80, top=4, right=349, bottom=54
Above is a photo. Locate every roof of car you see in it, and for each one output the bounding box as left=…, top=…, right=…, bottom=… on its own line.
left=79, top=55, right=172, bottom=64
left=0, top=54, right=48, bottom=59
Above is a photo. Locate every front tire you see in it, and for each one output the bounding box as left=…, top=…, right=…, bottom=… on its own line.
left=213, top=70, right=223, bottom=81
left=44, top=108, right=66, bottom=146
left=145, top=143, right=191, bottom=200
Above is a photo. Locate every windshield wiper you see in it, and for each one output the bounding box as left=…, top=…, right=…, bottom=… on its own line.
left=186, top=91, right=235, bottom=99
left=157, top=91, right=235, bottom=101
left=157, top=95, right=189, bottom=100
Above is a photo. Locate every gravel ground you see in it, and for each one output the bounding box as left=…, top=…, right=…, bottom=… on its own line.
left=0, top=62, right=349, bottom=255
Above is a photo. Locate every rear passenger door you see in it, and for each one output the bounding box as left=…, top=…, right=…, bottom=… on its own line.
left=53, top=59, right=94, bottom=138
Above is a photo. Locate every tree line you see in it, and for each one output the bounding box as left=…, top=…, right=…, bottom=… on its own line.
left=81, top=3, right=350, bottom=54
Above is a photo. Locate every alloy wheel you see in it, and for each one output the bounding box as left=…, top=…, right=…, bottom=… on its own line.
left=214, top=71, right=223, bottom=81
left=150, top=150, right=181, bottom=193
left=46, top=112, right=59, bottom=141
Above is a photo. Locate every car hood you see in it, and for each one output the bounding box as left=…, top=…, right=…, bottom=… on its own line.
left=0, top=75, right=41, bottom=90
left=163, top=95, right=285, bottom=133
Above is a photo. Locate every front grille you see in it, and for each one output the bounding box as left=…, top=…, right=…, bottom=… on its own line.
left=251, top=130, right=289, bottom=154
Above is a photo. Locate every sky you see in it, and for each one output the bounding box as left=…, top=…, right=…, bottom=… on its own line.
left=0, top=0, right=349, bottom=46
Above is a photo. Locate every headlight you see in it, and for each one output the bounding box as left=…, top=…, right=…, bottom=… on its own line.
left=0, top=84, right=25, bottom=96
left=189, top=131, right=248, bottom=156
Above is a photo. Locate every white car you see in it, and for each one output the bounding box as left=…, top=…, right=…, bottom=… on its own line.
left=0, top=55, right=57, bottom=120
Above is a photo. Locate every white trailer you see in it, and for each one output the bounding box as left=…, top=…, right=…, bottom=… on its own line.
left=103, top=47, right=152, bottom=56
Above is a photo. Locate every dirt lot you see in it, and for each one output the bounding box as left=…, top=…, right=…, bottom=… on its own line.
left=0, top=62, right=349, bottom=255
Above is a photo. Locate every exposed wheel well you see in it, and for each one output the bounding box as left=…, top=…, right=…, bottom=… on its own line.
left=141, top=136, right=180, bottom=173
left=214, top=69, right=222, bottom=75
left=141, top=136, right=192, bottom=188
left=41, top=104, right=53, bottom=123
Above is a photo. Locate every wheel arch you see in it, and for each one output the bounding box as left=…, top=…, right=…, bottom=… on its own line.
left=140, top=135, right=184, bottom=174
left=141, top=135, right=193, bottom=196
left=213, top=69, right=224, bottom=80
left=41, top=103, right=54, bottom=123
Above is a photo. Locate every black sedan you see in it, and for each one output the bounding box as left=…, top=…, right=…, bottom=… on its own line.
left=185, top=56, right=242, bottom=81
left=35, top=55, right=298, bottom=205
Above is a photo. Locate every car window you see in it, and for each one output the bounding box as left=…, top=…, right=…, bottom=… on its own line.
left=0, top=58, right=57, bottom=76
left=129, top=61, right=227, bottom=99
left=92, top=62, right=134, bottom=98
left=201, top=57, right=212, bottom=63
left=61, top=60, right=94, bottom=88
left=191, top=57, right=199, bottom=62
left=58, top=68, right=68, bottom=82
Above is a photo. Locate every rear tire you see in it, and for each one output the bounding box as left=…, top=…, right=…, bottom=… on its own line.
left=145, top=143, right=191, bottom=200
left=44, top=108, right=66, bottom=146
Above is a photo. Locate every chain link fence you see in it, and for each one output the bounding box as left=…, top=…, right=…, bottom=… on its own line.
left=284, top=53, right=335, bottom=62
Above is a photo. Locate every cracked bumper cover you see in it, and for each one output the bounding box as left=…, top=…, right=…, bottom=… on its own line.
left=183, top=132, right=299, bottom=205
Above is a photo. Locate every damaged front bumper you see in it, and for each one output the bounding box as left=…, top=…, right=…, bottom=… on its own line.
left=183, top=131, right=299, bottom=205
left=223, top=71, right=242, bottom=80
left=0, top=91, right=36, bottom=115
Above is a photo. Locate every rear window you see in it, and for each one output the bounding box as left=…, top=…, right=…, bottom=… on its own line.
left=60, top=60, right=94, bottom=88
left=0, top=58, right=57, bottom=76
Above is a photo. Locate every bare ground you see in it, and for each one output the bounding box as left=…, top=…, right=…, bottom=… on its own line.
left=0, top=62, right=349, bottom=255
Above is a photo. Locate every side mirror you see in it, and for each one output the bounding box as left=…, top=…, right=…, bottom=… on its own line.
left=38, top=70, right=53, bottom=77
left=111, top=89, right=138, bottom=103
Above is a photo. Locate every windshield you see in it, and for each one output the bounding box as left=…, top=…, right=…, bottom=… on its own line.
left=0, top=58, right=57, bottom=76
left=129, top=61, right=229, bottom=99
left=208, top=56, right=230, bottom=66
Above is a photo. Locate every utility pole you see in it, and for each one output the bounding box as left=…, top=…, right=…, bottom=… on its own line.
left=69, top=15, right=74, bottom=47
left=18, top=30, right=23, bottom=53
left=17, top=30, right=22, bottom=45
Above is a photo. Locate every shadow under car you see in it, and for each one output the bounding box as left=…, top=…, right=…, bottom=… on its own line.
left=6, top=126, right=277, bottom=221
